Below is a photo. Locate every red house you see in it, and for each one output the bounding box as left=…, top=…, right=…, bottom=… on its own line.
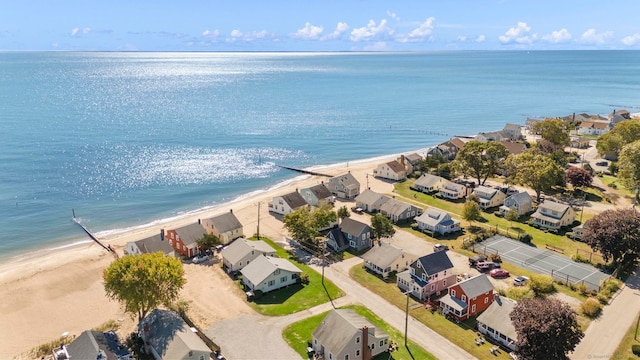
left=439, top=274, right=494, bottom=321
left=166, top=222, right=207, bottom=257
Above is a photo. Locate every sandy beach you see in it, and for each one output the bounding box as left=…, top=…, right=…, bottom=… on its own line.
left=0, top=154, right=401, bottom=359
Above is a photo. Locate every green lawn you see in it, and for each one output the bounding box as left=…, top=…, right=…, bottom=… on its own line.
left=612, top=319, right=640, bottom=359
left=245, top=237, right=344, bottom=316
left=600, top=174, right=636, bottom=197
left=282, top=304, right=436, bottom=360
left=350, top=265, right=511, bottom=360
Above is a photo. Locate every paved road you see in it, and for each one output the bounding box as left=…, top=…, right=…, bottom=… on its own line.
left=570, top=266, right=640, bottom=360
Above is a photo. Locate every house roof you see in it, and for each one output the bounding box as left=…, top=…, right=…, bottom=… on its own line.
left=440, top=294, right=468, bottom=312
left=327, top=228, right=347, bottom=249
left=220, top=238, right=275, bottom=265
left=362, top=243, right=405, bottom=269
left=539, top=200, right=571, bottom=214
left=405, top=153, right=423, bottom=163
left=241, top=255, right=301, bottom=286
left=449, top=137, right=467, bottom=149
left=302, top=183, right=333, bottom=201
left=500, top=140, right=526, bottom=155
left=441, top=180, right=466, bottom=192
left=416, top=250, right=454, bottom=275
left=414, top=174, right=444, bottom=188
left=503, top=123, right=522, bottom=131
left=379, top=198, right=419, bottom=217
left=474, top=185, right=499, bottom=199
left=205, top=211, right=243, bottom=234
left=279, top=191, right=308, bottom=210
left=330, top=172, right=360, bottom=189
left=415, top=208, right=454, bottom=227
left=456, top=274, right=494, bottom=299
left=476, top=296, right=518, bottom=341
left=313, top=309, right=388, bottom=355
left=66, top=330, right=129, bottom=360
left=133, top=232, right=174, bottom=255
left=580, top=121, right=609, bottom=129
left=355, top=189, right=389, bottom=205
left=340, top=217, right=370, bottom=238
left=142, top=309, right=210, bottom=359
left=174, top=223, right=207, bottom=246
left=384, top=160, right=405, bottom=174
left=507, top=192, right=533, bottom=206
left=397, top=270, right=429, bottom=287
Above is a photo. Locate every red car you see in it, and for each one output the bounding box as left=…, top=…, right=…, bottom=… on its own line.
left=489, top=268, right=510, bottom=278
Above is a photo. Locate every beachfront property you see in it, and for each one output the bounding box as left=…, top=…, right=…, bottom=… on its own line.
left=140, top=309, right=211, bottom=360
left=373, top=159, right=407, bottom=181
left=397, top=250, right=456, bottom=301
left=440, top=274, right=495, bottom=321
left=361, top=242, right=418, bottom=279
left=326, top=172, right=361, bottom=200
left=404, top=152, right=423, bottom=167
left=200, top=209, right=243, bottom=245
left=220, top=238, right=276, bottom=273
left=240, top=255, right=301, bottom=294
left=326, top=217, right=373, bottom=252
left=476, top=296, right=518, bottom=352
left=438, top=180, right=468, bottom=200
left=499, top=140, right=527, bottom=155
left=502, top=123, right=524, bottom=140
left=312, top=309, right=390, bottom=360
left=472, top=185, right=506, bottom=210
left=165, top=222, right=207, bottom=258
left=499, top=191, right=533, bottom=217
left=530, top=200, right=576, bottom=230
left=525, top=118, right=542, bottom=133
left=355, top=189, right=390, bottom=213
left=414, top=208, right=461, bottom=235
left=578, top=121, right=610, bottom=136
left=299, top=183, right=335, bottom=206
left=56, top=330, right=130, bottom=360
left=124, top=229, right=175, bottom=257
left=413, top=173, right=445, bottom=193
left=475, top=130, right=510, bottom=143
left=268, top=190, right=308, bottom=216
left=608, top=109, right=631, bottom=128
left=428, top=137, right=469, bottom=160
left=378, top=197, right=422, bottom=223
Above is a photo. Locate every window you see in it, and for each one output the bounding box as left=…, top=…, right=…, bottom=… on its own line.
left=371, top=343, right=375, bottom=350
left=345, top=355, right=349, bottom=360
left=451, top=289, right=456, bottom=297
left=200, top=355, right=205, bottom=360
left=484, top=297, right=489, bottom=304
left=431, top=284, right=435, bottom=291
left=274, top=269, right=280, bottom=275
left=268, top=280, right=275, bottom=286
left=356, top=336, right=360, bottom=343
left=356, top=350, right=360, bottom=356
left=421, top=273, right=426, bottom=280
left=380, top=340, right=384, bottom=347
left=281, top=276, right=287, bottom=283
left=349, top=240, right=356, bottom=248
left=461, top=295, right=466, bottom=302
left=471, top=304, right=476, bottom=313
left=443, top=279, right=446, bottom=287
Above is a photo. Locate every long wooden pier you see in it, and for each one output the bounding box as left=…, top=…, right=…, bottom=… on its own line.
left=276, top=164, right=332, bottom=178
left=72, top=210, right=116, bottom=255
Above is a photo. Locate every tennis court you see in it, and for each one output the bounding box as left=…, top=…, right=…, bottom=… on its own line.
left=473, top=235, right=610, bottom=291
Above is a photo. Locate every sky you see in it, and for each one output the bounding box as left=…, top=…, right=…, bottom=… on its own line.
left=2, top=1, right=640, bottom=51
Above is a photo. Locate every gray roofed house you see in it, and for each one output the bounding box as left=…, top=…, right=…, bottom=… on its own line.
left=166, top=222, right=208, bottom=257
left=502, top=123, right=523, bottom=140
left=499, top=191, right=533, bottom=217
left=241, top=255, right=301, bottom=293
left=268, top=191, right=308, bottom=215
left=300, top=183, right=334, bottom=206
left=326, top=172, right=361, bottom=200
left=413, top=173, right=445, bottom=193
left=475, top=130, right=510, bottom=143
left=220, top=238, right=276, bottom=273
left=200, top=210, right=243, bottom=244
left=472, top=185, right=506, bottom=210
left=414, top=208, right=461, bottom=235
left=397, top=250, right=456, bottom=301
left=312, top=309, right=390, bottom=360
left=438, top=180, right=467, bottom=200
left=326, top=217, right=373, bottom=252
left=355, top=189, right=390, bottom=213
left=530, top=200, right=576, bottom=230
left=404, top=152, right=423, bottom=166
left=440, top=274, right=495, bottom=320
left=378, top=197, right=422, bottom=223
left=125, top=230, right=175, bottom=257
left=61, top=330, right=130, bottom=360
left=362, top=242, right=418, bottom=279
left=477, top=296, right=518, bottom=351
left=140, top=309, right=211, bottom=360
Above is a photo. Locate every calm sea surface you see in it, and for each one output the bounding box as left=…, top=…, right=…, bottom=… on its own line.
left=1, top=51, right=639, bottom=260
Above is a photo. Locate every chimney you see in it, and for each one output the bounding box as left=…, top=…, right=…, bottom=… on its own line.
left=400, top=155, right=405, bottom=167
left=230, top=209, right=233, bottom=213
left=361, top=326, right=371, bottom=360
left=160, top=229, right=165, bottom=241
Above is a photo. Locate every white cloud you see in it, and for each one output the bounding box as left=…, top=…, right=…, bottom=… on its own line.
left=386, top=10, right=400, bottom=21
left=499, top=22, right=537, bottom=44
left=396, top=17, right=435, bottom=43
left=202, top=29, right=220, bottom=39
left=622, top=33, right=640, bottom=46
left=542, top=28, right=572, bottom=43
left=70, top=27, right=91, bottom=37
left=322, top=22, right=349, bottom=40
left=350, top=19, right=393, bottom=42
left=71, top=27, right=79, bottom=36
left=293, top=22, right=324, bottom=40
left=226, top=29, right=243, bottom=43
left=476, top=35, right=486, bottom=43
left=241, top=30, right=272, bottom=42
left=580, top=28, right=614, bottom=44
left=83, top=27, right=91, bottom=34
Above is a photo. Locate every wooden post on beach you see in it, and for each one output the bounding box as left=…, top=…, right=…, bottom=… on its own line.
left=256, top=202, right=261, bottom=240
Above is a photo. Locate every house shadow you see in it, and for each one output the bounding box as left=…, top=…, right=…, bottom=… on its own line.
left=251, top=283, right=304, bottom=305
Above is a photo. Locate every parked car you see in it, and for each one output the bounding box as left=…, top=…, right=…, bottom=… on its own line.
left=468, top=255, right=487, bottom=267
left=192, top=254, right=209, bottom=264
left=513, top=276, right=529, bottom=286
left=595, top=161, right=608, bottom=166
left=433, top=244, right=449, bottom=252
left=489, top=268, right=510, bottom=278
left=475, top=261, right=499, bottom=272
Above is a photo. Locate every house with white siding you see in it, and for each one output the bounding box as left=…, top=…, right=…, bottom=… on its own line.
left=268, top=191, right=308, bottom=216
left=378, top=197, right=422, bottom=223
left=220, top=238, right=276, bottom=273
left=530, top=201, right=576, bottom=230
left=414, top=208, right=461, bottom=235
left=326, top=172, right=361, bottom=200
left=241, top=256, right=301, bottom=294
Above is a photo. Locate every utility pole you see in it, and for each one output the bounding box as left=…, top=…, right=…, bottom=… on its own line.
left=404, top=290, right=411, bottom=347
left=256, top=202, right=261, bottom=240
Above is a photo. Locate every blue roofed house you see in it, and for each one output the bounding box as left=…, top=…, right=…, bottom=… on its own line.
left=326, top=172, right=361, bottom=200
left=397, top=251, right=456, bottom=301
left=326, top=217, right=373, bottom=252
left=414, top=208, right=461, bottom=235
left=378, top=197, right=422, bottom=223
left=472, top=186, right=506, bottom=210
left=499, top=191, right=533, bottom=217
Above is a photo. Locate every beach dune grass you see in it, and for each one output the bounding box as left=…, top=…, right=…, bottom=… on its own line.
left=282, top=304, right=436, bottom=360
left=245, top=237, right=344, bottom=316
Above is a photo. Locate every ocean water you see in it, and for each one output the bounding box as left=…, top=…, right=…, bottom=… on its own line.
left=1, top=51, right=639, bottom=260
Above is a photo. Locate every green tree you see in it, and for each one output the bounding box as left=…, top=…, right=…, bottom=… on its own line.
left=312, top=202, right=338, bottom=230
left=532, top=118, right=570, bottom=151
left=462, top=200, right=481, bottom=227
left=617, top=139, right=640, bottom=192
left=505, top=206, right=519, bottom=227
left=370, top=213, right=395, bottom=240
left=283, top=204, right=337, bottom=244
left=506, top=152, right=565, bottom=201
left=596, top=120, right=640, bottom=159
left=196, top=233, right=221, bottom=252
left=451, top=140, right=510, bottom=186
left=103, top=252, right=186, bottom=322
left=337, top=205, right=351, bottom=220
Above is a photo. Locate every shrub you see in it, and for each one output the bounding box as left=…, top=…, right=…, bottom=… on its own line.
left=92, top=319, right=121, bottom=332
left=575, top=283, right=588, bottom=296
left=601, top=278, right=621, bottom=294
left=529, top=274, right=555, bottom=295
left=580, top=297, right=602, bottom=318
left=518, top=233, right=532, bottom=243
left=596, top=293, right=609, bottom=305
left=497, top=288, right=507, bottom=297
left=571, top=254, right=590, bottom=264
left=299, top=273, right=310, bottom=285
left=507, top=287, right=535, bottom=301
left=489, top=254, right=502, bottom=263
left=632, top=344, right=640, bottom=356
